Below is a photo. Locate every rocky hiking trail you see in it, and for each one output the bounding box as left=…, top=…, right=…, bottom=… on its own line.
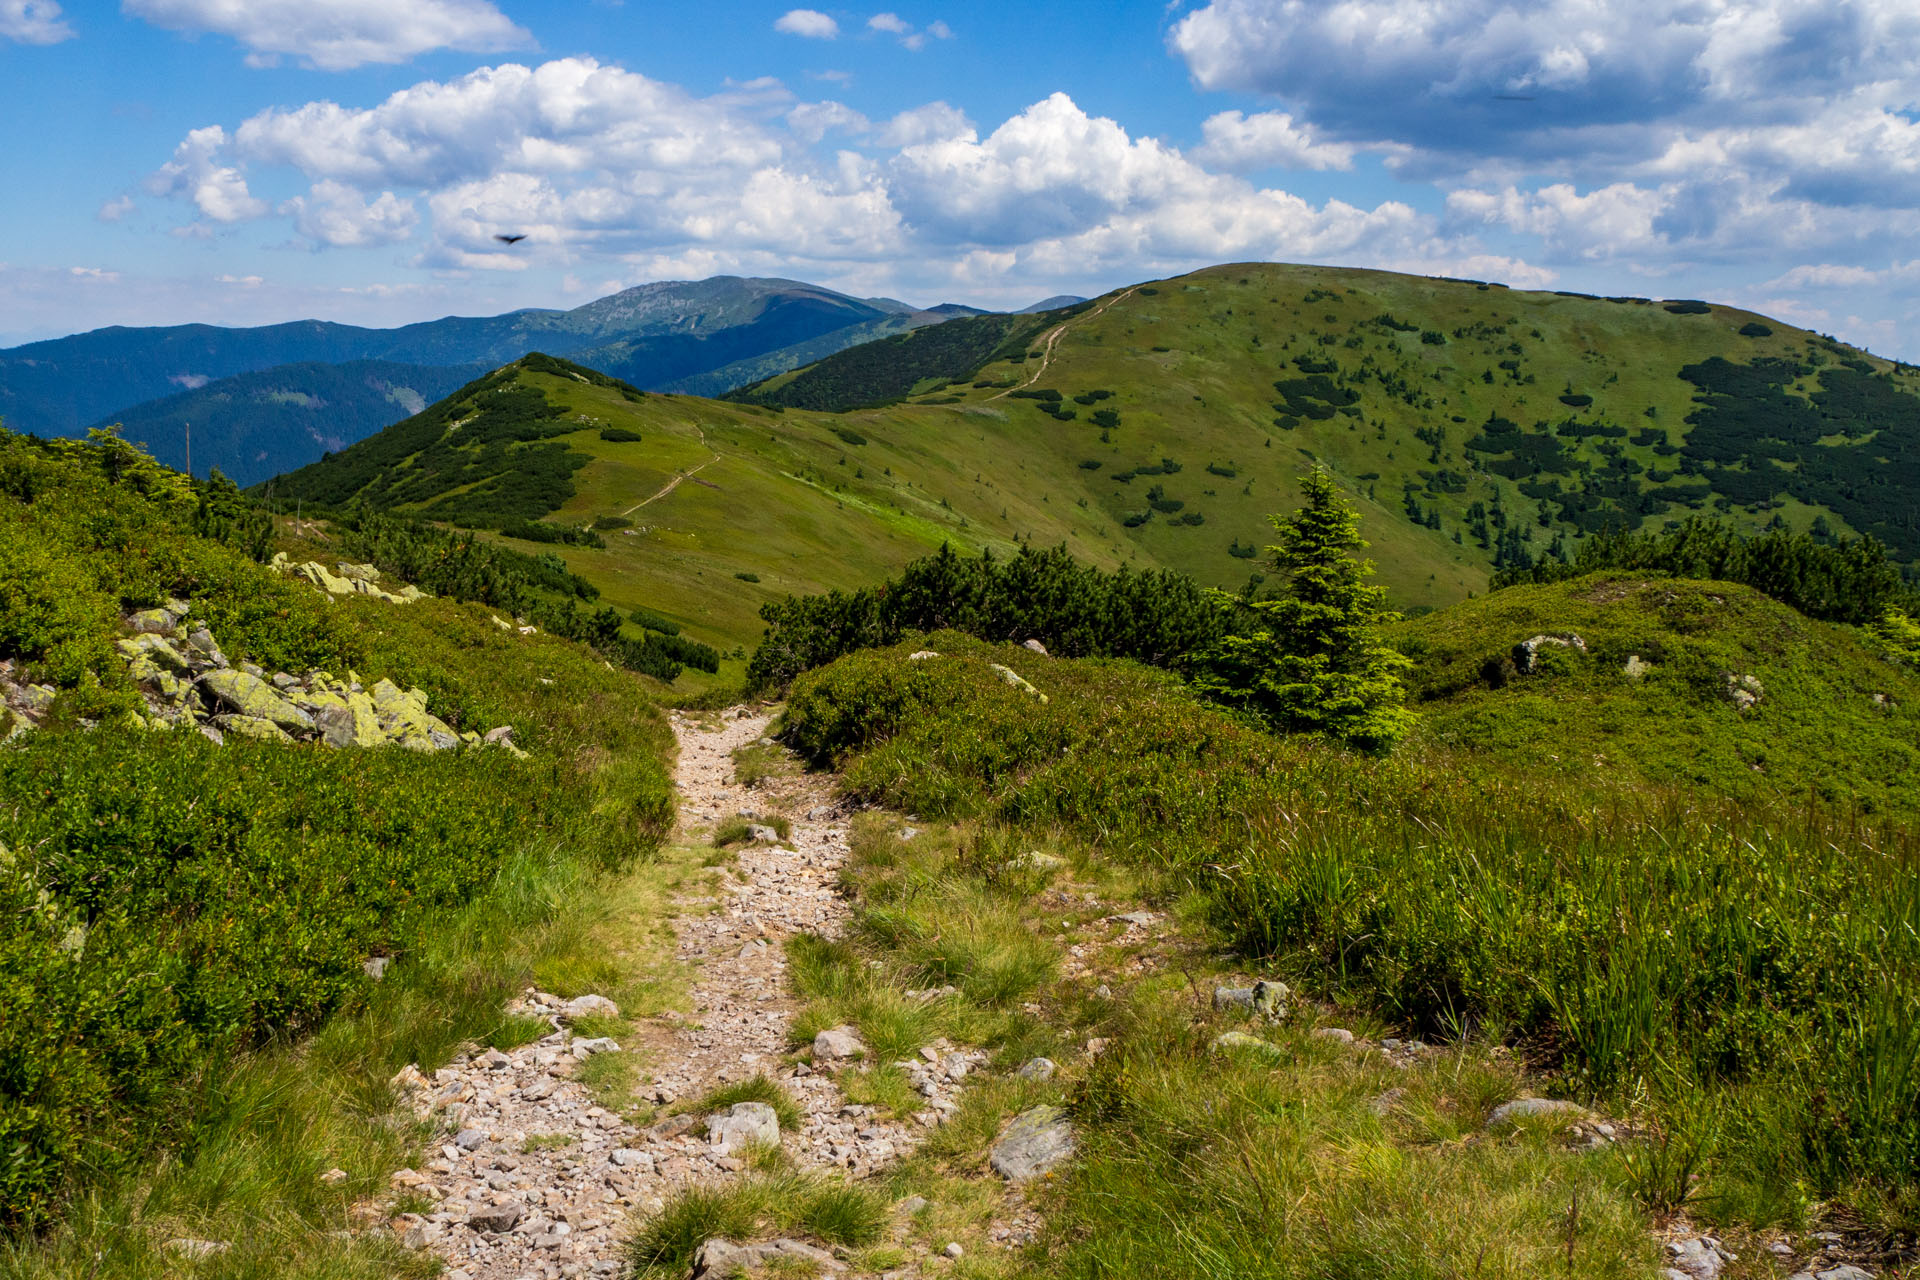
left=368, top=702, right=1896, bottom=1280
left=383, top=706, right=993, bottom=1280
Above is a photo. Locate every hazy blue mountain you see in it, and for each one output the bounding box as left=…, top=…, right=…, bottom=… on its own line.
left=1019, top=294, right=1088, bottom=313
left=94, top=360, right=484, bottom=487
left=0, top=276, right=914, bottom=438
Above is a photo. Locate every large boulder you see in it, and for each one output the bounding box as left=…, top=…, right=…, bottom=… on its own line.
left=370, top=679, right=458, bottom=750
left=198, top=670, right=314, bottom=735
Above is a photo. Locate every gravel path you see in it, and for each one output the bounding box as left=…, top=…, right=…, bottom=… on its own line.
left=386, top=707, right=973, bottom=1280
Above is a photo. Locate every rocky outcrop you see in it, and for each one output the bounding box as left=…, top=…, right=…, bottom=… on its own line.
left=0, top=602, right=524, bottom=757
left=269, top=553, right=427, bottom=604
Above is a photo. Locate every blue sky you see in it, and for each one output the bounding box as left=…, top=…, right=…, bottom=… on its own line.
left=4, top=0, right=1919, bottom=358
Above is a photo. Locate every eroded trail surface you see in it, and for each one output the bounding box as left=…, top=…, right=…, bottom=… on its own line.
left=399, top=707, right=968, bottom=1280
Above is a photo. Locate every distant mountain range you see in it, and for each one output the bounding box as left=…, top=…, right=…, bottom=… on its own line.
left=0, top=277, right=1083, bottom=485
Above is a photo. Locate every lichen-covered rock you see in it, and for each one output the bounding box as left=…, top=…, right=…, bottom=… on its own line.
left=1210, top=1030, right=1284, bottom=1060
left=370, top=679, right=457, bottom=750
left=1486, top=1097, right=1588, bottom=1128
left=214, top=714, right=294, bottom=743
left=199, top=669, right=315, bottom=734
left=126, top=607, right=179, bottom=634
left=989, top=663, right=1049, bottom=702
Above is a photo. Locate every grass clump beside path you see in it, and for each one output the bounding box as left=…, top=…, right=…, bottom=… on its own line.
left=626, top=1164, right=889, bottom=1275
left=781, top=631, right=1920, bottom=1234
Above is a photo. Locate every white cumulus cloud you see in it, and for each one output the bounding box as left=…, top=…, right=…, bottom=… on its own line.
left=123, top=0, right=531, bottom=70
left=283, top=180, right=419, bottom=247
left=1, top=0, right=72, bottom=43
left=145, top=125, right=268, bottom=223
left=774, top=8, right=838, bottom=38
left=1196, top=110, right=1357, bottom=172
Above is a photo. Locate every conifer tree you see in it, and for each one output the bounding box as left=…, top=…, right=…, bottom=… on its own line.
left=1195, top=466, right=1413, bottom=751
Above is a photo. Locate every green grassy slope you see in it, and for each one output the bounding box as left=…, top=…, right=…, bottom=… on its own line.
left=262, top=262, right=1920, bottom=680
left=1393, top=572, right=1920, bottom=812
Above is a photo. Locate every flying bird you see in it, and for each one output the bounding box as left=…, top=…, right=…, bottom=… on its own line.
left=495, top=233, right=527, bottom=244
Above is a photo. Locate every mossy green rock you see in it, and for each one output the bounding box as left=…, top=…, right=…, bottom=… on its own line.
left=215, top=714, right=293, bottom=743
left=199, top=670, right=315, bottom=735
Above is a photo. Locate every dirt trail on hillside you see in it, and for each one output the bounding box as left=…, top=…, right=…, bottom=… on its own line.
left=989, top=287, right=1138, bottom=401
left=622, top=424, right=719, bottom=516
left=396, top=708, right=969, bottom=1280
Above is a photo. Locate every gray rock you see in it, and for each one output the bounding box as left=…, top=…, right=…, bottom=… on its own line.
left=1814, top=1267, right=1876, bottom=1280
left=813, top=1025, right=867, bottom=1061
left=746, top=824, right=781, bottom=843
left=363, top=955, right=389, bottom=981
left=1312, top=1027, right=1355, bottom=1045
left=1109, top=911, right=1154, bottom=926
left=609, top=1148, right=653, bottom=1170
left=1015, top=1057, right=1057, bottom=1081
left=126, top=607, right=179, bottom=634
left=467, top=1203, right=523, bottom=1233
left=708, top=1101, right=780, bottom=1151
left=693, top=1238, right=843, bottom=1277
left=907, top=650, right=940, bottom=661
left=570, top=1036, right=619, bottom=1058
left=1486, top=1097, right=1589, bottom=1129
left=944, top=1242, right=965, bottom=1258
left=1022, top=639, right=1048, bottom=655
left=484, top=725, right=516, bottom=744
left=897, top=1196, right=929, bottom=1215
left=453, top=1128, right=486, bottom=1150
left=563, top=994, right=620, bottom=1020
left=1213, top=980, right=1288, bottom=1019
left=1006, top=850, right=1065, bottom=874
left=186, top=627, right=228, bottom=669
left=1665, top=1237, right=1722, bottom=1280
left=989, top=1105, right=1074, bottom=1182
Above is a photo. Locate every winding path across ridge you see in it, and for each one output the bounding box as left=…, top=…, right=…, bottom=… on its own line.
left=989, top=286, right=1139, bottom=402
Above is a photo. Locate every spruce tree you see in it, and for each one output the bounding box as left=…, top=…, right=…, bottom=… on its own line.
left=1195, top=466, right=1414, bottom=751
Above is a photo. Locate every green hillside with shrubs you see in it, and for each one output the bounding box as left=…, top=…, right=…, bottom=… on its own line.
left=261, top=262, right=1920, bottom=693
left=0, top=425, right=675, bottom=1262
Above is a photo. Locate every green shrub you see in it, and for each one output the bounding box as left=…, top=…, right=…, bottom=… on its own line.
left=598, top=427, right=643, bottom=443
left=628, top=605, right=681, bottom=635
